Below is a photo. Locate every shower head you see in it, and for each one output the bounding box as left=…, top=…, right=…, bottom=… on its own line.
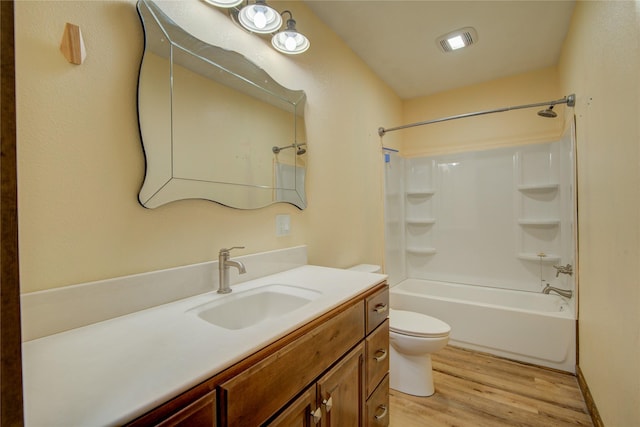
left=296, top=144, right=307, bottom=155
left=537, top=105, right=557, bottom=118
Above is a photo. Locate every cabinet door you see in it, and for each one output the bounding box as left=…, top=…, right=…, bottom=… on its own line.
left=317, top=344, right=364, bottom=427
left=267, top=387, right=319, bottom=427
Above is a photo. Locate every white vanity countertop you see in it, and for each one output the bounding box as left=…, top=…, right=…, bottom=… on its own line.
left=22, top=265, right=386, bottom=427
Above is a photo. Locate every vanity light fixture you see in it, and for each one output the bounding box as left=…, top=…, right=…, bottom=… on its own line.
left=272, top=11, right=310, bottom=54
left=206, top=0, right=310, bottom=55
left=204, top=0, right=243, bottom=8
left=437, top=27, right=478, bottom=53
left=238, top=0, right=282, bottom=34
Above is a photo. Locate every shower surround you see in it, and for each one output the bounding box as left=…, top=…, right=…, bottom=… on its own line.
left=383, top=128, right=576, bottom=371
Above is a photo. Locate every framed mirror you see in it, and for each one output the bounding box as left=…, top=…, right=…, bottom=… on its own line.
left=136, top=0, right=307, bottom=209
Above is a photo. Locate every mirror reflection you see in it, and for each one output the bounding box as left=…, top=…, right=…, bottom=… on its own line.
left=136, top=0, right=307, bottom=209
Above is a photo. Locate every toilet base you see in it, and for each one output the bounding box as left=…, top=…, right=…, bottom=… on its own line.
left=389, top=345, right=435, bottom=397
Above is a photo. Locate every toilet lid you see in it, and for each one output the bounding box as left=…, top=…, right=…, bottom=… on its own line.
left=390, top=309, right=451, bottom=338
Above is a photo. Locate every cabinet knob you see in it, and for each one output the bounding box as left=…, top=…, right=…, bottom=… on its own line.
left=374, top=404, right=388, bottom=421
left=373, top=349, right=388, bottom=362
left=310, top=407, right=322, bottom=424
left=373, top=303, right=388, bottom=314
left=322, top=396, right=333, bottom=413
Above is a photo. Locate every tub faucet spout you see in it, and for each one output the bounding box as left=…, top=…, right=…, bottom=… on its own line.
left=542, top=284, right=573, bottom=298
left=218, top=246, right=246, bottom=294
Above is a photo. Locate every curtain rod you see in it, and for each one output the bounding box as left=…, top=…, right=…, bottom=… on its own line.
left=378, top=94, right=576, bottom=137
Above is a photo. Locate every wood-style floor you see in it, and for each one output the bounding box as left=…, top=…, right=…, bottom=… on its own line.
left=390, top=346, right=593, bottom=427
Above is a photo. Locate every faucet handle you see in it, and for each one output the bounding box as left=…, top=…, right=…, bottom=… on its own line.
left=220, top=246, right=245, bottom=254
left=553, top=263, right=573, bottom=277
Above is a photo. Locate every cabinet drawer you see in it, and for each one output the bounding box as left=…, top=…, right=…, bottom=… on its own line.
left=365, top=286, right=389, bottom=335
left=365, top=374, right=389, bottom=427
left=220, top=301, right=365, bottom=426
left=365, top=319, right=389, bottom=398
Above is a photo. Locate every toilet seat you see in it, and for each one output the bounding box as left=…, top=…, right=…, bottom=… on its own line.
left=390, top=309, right=451, bottom=338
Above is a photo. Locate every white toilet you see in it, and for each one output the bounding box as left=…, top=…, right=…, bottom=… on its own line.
left=347, top=265, right=451, bottom=397
left=389, top=308, right=450, bottom=396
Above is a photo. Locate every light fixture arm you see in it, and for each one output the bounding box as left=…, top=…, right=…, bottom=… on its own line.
left=207, top=1, right=310, bottom=54
left=278, top=10, right=297, bottom=33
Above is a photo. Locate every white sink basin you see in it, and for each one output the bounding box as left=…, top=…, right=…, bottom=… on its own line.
left=189, top=284, right=322, bottom=330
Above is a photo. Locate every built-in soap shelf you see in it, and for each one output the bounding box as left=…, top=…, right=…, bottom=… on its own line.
left=517, top=183, right=559, bottom=192
left=517, top=253, right=561, bottom=262
left=517, top=219, right=561, bottom=226
left=406, top=190, right=436, bottom=197
left=406, top=218, right=436, bottom=225
left=406, top=247, right=437, bottom=255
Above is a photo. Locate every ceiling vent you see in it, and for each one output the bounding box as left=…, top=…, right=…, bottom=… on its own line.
left=437, top=27, right=478, bottom=53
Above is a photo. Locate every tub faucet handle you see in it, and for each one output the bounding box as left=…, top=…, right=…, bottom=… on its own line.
left=553, top=264, right=573, bottom=277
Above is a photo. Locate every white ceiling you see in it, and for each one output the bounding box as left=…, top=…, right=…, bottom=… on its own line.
left=304, top=1, right=576, bottom=99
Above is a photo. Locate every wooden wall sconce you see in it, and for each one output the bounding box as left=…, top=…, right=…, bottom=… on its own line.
left=60, top=23, right=86, bottom=65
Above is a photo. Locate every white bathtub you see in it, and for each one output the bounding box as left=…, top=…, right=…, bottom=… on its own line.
left=390, top=279, right=576, bottom=372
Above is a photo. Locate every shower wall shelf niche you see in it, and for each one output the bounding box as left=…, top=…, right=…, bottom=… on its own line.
left=407, top=247, right=437, bottom=255
left=517, top=183, right=559, bottom=192
left=406, top=190, right=436, bottom=197
left=406, top=218, right=436, bottom=225
left=517, top=253, right=561, bottom=262
left=517, top=219, right=561, bottom=226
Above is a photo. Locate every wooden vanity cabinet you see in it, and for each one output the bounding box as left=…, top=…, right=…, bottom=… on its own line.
left=126, top=282, right=388, bottom=427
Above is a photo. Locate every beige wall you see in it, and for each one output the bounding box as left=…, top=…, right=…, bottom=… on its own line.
left=15, top=0, right=402, bottom=293
left=401, top=67, right=564, bottom=157
left=558, top=1, right=640, bottom=425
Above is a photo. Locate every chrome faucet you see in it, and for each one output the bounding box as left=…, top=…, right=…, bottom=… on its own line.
left=218, top=246, right=246, bottom=294
left=553, top=264, right=573, bottom=277
left=542, top=284, right=573, bottom=298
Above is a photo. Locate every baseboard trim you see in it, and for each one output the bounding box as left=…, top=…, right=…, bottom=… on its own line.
left=576, top=365, right=604, bottom=427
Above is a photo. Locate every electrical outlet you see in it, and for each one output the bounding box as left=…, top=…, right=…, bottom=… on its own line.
left=276, top=214, right=291, bottom=236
